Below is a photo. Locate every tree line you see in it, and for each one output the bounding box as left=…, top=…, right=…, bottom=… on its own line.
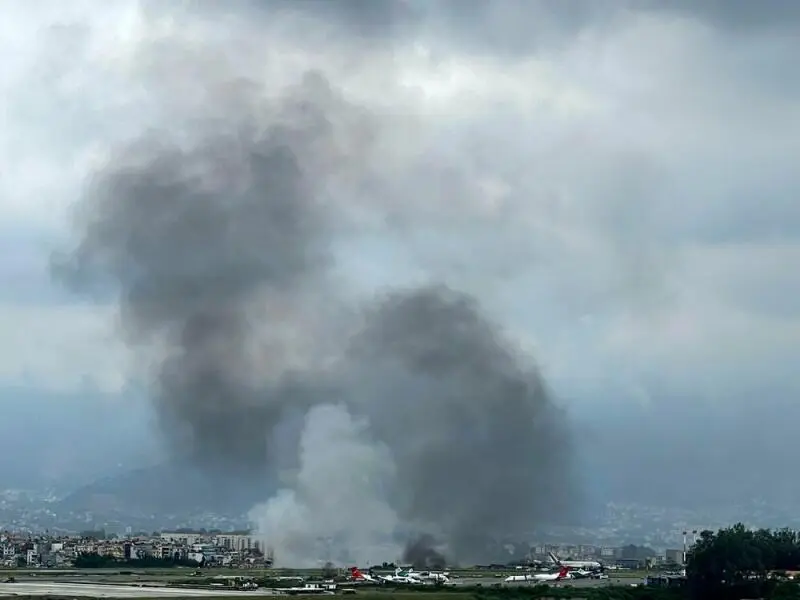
left=686, top=523, right=800, bottom=599
left=71, top=524, right=800, bottom=599
left=74, top=552, right=198, bottom=568
left=453, top=523, right=800, bottom=599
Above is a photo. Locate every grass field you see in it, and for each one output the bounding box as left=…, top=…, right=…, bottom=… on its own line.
left=0, top=591, right=680, bottom=600
left=0, top=567, right=651, bottom=578
left=0, top=596, right=477, bottom=600
left=0, top=596, right=476, bottom=600
left=0, top=568, right=649, bottom=579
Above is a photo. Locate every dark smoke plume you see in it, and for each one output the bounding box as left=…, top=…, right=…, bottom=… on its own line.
left=53, top=72, right=362, bottom=473
left=54, top=9, right=580, bottom=566
left=346, top=285, right=576, bottom=564
left=402, top=534, right=447, bottom=570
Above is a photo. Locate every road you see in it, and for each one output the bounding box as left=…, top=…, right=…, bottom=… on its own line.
left=0, top=582, right=278, bottom=597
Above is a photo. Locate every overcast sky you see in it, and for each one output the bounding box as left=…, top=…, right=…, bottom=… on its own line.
left=1, top=0, right=798, bottom=505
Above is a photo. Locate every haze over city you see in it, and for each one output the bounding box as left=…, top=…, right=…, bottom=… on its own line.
left=1, top=0, right=798, bottom=565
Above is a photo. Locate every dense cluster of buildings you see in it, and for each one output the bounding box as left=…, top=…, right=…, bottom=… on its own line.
left=0, top=530, right=686, bottom=570
left=0, top=531, right=273, bottom=569
left=523, top=543, right=686, bottom=570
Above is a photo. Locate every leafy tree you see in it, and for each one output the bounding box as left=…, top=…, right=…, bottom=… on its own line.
left=685, top=523, right=800, bottom=599
left=74, top=552, right=115, bottom=568
left=73, top=552, right=197, bottom=569
left=79, top=529, right=106, bottom=540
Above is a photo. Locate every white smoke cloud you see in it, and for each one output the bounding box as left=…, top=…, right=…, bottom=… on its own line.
left=249, top=404, right=402, bottom=567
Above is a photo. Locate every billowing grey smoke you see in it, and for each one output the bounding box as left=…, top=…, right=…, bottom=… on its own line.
left=403, top=534, right=447, bottom=570
left=55, top=43, right=579, bottom=565
left=53, top=72, right=352, bottom=474
left=346, top=286, right=576, bottom=564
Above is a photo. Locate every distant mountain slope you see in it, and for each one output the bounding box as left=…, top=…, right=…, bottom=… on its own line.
left=574, top=395, right=800, bottom=511
left=56, top=460, right=277, bottom=517
left=0, top=387, right=155, bottom=491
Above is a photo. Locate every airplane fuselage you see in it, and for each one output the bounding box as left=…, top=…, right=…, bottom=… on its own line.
left=560, top=560, right=602, bottom=570
left=505, top=568, right=571, bottom=583
left=548, top=552, right=602, bottom=571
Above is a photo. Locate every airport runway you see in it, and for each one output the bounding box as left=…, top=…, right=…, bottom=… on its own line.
left=0, top=582, right=277, bottom=597
left=0, top=578, right=635, bottom=597
left=461, top=576, right=632, bottom=588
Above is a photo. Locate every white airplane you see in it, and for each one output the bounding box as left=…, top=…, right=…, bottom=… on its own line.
left=549, top=552, right=603, bottom=571
left=284, top=583, right=336, bottom=595
left=414, top=570, right=454, bottom=585
left=505, top=566, right=571, bottom=583
left=351, top=567, right=425, bottom=585
left=381, top=568, right=426, bottom=585
left=567, top=568, right=607, bottom=579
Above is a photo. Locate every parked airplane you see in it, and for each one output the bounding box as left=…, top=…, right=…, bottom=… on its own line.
left=380, top=568, right=426, bottom=585
left=566, top=568, right=607, bottom=579
left=414, top=570, right=454, bottom=585
left=504, top=566, right=571, bottom=583
left=350, top=567, right=426, bottom=585
left=548, top=552, right=603, bottom=571
left=348, top=568, right=381, bottom=584
left=565, top=568, right=592, bottom=579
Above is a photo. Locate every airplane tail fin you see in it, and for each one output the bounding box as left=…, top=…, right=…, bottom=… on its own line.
left=350, top=567, right=364, bottom=580
left=558, top=567, right=569, bottom=579
left=548, top=552, right=562, bottom=565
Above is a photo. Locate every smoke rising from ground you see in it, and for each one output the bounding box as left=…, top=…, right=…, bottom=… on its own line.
left=54, top=4, right=580, bottom=566
left=250, top=404, right=399, bottom=566
left=344, top=286, right=575, bottom=564
left=403, top=534, right=447, bottom=570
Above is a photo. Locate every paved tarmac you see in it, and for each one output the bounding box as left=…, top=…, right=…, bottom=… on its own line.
left=0, top=582, right=275, bottom=597
left=0, top=577, right=638, bottom=597
left=460, top=576, right=633, bottom=588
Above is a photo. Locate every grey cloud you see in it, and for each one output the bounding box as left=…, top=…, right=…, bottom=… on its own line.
left=209, top=0, right=800, bottom=60
left=2, top=0, right=796, bottom=541
left=0, top=228, right=66, bottom=305
left=160, top=0, right=419, bottom=41
left=639, top=0, right=800, bottom=32
left=192, top=0, right=626, bottom=57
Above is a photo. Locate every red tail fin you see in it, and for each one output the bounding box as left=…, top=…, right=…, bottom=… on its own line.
left=350, top=567, right=364, bottom=580
left=558, top=567, right=569, bottom=578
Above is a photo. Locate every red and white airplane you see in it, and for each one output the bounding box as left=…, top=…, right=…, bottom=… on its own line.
left=349, top=567, right=382, bottom=585
left=504, top=566, right=572, bottom=583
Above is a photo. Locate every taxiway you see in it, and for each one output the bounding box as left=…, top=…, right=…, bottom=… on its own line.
left=0, top=582, right=276, bottom=597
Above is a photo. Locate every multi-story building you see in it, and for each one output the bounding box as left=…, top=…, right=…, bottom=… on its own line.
left=600, top=546, right=618, bottom=558
left=26, top=549, right=39, bottom=566
left=214, top=534, right=258, bottom=553
left=159, top=532, right=205, bottom=546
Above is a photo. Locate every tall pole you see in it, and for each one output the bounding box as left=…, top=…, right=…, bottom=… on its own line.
left=682, top=531, right=687, bottom=565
